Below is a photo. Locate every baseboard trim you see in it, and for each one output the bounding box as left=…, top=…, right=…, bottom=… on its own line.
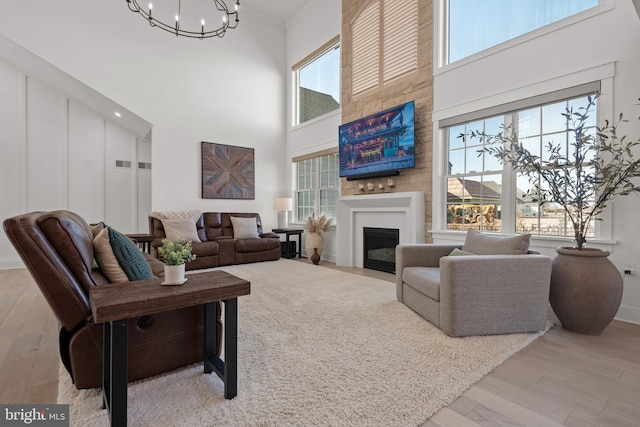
left=616, top=305, right=640, bottom=325
left=0, top=258, right=24, bottom=270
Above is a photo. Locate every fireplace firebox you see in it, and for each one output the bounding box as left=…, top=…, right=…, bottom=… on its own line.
left=363, top=227, right=399, bottom=273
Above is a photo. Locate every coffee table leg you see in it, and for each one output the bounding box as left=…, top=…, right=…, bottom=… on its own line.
left=204, top=302, right=217, bottom=375
left=108, top=319, right=128, bottom=427
left=224, top=298, right=238, bottom=399
left=203, top=299, right=238, bottom=399
left=102, top=322, right=111, bottom=410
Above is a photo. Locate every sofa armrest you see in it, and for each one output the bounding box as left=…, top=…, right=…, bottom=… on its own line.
left=438, top=254, right=552, bottom=336
left=396, top=244, right=462, bottom=300
left=260, top=232, right=278, bottom=238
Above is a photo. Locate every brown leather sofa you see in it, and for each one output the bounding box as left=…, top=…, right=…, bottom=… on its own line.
left=149, top=212, right=281, bottom=270
left=3, top=211, right=221, bottom=389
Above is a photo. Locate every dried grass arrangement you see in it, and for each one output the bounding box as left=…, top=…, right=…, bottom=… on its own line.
left=304, top=213, right=333, bottom=234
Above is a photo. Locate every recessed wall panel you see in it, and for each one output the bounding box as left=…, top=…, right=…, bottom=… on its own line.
left=67, top=99, right=103, bottom=223
left=104, top=120, right=135, bottom=232
left=0, top=61, right=25, bottom=261
left=25, top=77, right=64, bottom=212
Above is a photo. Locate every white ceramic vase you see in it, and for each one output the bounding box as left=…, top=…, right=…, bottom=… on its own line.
left=305, top=232, right=324, bottom=263
left=164, top=263, right=186, bottom=284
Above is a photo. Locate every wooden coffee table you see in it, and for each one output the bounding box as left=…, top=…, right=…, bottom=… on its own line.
left=90, top=270, right=250, bottom=427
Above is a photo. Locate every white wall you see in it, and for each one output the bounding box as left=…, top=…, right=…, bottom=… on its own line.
left=432, top=0, right=640, bottom=324
left=286, top=0, right=342, bottom=262
left=0, top=1, right=287, bottom=232
left=0, top=48, right=150, bottom=268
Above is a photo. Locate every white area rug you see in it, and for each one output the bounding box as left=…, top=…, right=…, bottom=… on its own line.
left=58, top=259, right=549, bottom=426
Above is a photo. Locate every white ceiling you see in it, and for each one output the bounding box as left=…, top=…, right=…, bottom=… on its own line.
left=242, top=0, right=313, bottom=24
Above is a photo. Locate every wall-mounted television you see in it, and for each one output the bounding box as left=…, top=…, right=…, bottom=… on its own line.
left=338, top=100, right=415, bottom=181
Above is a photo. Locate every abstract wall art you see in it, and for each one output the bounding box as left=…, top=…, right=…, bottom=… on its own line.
left=201, top=142, right=255, bottom=199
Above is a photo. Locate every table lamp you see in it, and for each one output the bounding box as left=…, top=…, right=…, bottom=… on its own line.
left=274, top=197, right=293, bottom=228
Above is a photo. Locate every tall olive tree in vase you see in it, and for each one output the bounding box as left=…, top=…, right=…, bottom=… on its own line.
left=470, top=95, right=640, bottom=334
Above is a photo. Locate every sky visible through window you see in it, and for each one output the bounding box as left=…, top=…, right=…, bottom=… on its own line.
left=448, top=0, right=598, bottom=63
left=299, top=45, right=341, bottom=104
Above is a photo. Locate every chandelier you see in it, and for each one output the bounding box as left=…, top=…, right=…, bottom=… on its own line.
left=125, top=0, right=240, bottom=39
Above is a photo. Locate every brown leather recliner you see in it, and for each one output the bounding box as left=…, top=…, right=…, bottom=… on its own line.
left=3, top=210, right=221, bottom=389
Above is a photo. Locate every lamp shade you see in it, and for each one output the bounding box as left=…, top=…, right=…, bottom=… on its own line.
left=274, top=198, right=293, bottom=211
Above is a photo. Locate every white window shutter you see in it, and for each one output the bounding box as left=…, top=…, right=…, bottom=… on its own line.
left=352, top=1, right=380, bottom=95
left=383, top=0, right=418, bottom=83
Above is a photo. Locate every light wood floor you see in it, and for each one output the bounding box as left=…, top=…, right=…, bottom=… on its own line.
left=1, top=262, right=639, bottom=426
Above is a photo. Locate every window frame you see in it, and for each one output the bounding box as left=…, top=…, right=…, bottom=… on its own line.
left=433, top=0, right=613, bottom=72
left=292, top=36, right=341, bottom=127
left=434, top=81, right=616, bottom=248
left=293, top=150, right=340, bottom=225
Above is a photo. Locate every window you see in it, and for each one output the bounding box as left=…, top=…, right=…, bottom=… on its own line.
left=446, top=0, right=598, bottom=64
left=443, top=84, right=600, bottom=239
left=293, top=37, right=341, bottom=125
left=295, top=151, right=340, bottom=223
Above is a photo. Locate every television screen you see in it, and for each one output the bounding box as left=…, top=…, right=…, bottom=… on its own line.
left=338, top=101, right=415, bottom=179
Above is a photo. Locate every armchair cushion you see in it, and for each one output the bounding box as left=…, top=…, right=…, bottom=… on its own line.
left=230, top=216, right=259, bottom=239
left=402, top=267, right=441, bottom=301
left=462, top=229, right=531, bottom=255
left=93, top=228, right=129, bottom=283
left=161, top=218, right=201, bottom=242
left=108, top=227, right=154, bottom=281
left=448, top=248, right=476, bottom=256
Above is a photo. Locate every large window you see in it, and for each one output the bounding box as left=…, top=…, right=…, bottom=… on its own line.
left=293, top=37, right=341, bottom=125
left=444, top=86, right=599, bottom=239
left=447, top=0, right=598, bottom=64
left=295, top=152, right=340, bottom=222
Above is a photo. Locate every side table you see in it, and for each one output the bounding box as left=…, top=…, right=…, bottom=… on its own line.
left=272, top=228, right=304, bottom=259
left=90, top=270, right=250, bottom=427
left=125, top=233, right=153, bottom=254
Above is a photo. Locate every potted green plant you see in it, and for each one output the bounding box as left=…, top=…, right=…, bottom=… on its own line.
left=471, top=95, right=640, bottom=334
left=304, top=213, right=333, bottom=264
left=158, top=238, right=196, bottom=284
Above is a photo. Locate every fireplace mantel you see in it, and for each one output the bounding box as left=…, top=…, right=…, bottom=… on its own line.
left=336, top=191, right=425, bottom=268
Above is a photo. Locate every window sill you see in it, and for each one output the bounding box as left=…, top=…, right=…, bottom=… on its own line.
left=429, top=229, right=617, bottom=252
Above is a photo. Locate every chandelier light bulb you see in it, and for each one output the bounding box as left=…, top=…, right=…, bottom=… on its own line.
left=223, top=15, right=228, bottom=24
left=148, top=2, right=152, bottom=10
left=201, top=18, right=205, bottom=26
left=175, top=14, right=180, bottom=22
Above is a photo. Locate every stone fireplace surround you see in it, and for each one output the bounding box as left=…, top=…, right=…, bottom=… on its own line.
left=336, top=192, right=425, bottom=268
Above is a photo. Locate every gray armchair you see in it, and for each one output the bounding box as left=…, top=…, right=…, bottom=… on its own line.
left=396, top=243, right=552, bottom=337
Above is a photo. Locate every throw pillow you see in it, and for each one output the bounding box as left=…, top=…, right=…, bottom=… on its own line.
left=90, top=222, right=105, bottom=238
left=462, top=229, right=531, bottom=255
left=161, top=218, right=201, bottom=242
left=448, top=248, right=476, bottom=256
left=107, top=227, right=154, bottom=281
left=93, top=228, right=129, bottom=283
left=230, top=216, right=260, bottom=239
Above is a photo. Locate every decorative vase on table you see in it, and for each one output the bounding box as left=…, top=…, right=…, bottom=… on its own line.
left=158, top=238, right=195, bottom=285
left=305, top=232, right=324, bottom=264
left=549, top=247, right=623, bottom=335
left=164, top=263, right=186, bottom=284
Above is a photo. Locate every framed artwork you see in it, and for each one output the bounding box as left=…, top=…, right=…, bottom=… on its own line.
left=201, top=142, right=255, bottom=199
